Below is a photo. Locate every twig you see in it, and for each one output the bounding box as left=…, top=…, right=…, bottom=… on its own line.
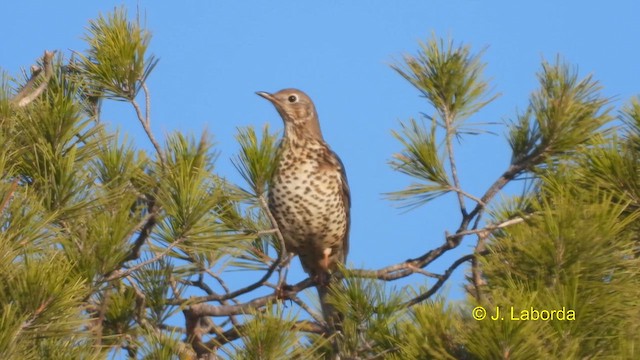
left=258, top=195, right=287, bottom=266
left=443, top=109, right=467, bottom=216
left=447, top=216, right=526, bottom=240
left=11, top=51, right=55, bottom=107
left=350, top=216, right=526, bottom=281
left=185, top=278, right=315, bottom=317
left=470, top=232, right=488, bottom=302
left=289, top=295, right=325, bottom=324
left=19, top=297, right=54, bottom=333
left=124, top=203, right=158, bottom=262
left=106, top=237, right=186, bottom=282
left=403, top=254, right=476, bottom=307
left=131, top=83, right=166, bottom=165
left=449, top=186, right=485, bottom=207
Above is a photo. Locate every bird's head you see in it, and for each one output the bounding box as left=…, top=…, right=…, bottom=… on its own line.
left=256, top=88, right=323, bottom=140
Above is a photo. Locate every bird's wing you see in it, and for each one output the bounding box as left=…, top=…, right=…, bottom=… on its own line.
left=320, top=146, right=351, bottom=257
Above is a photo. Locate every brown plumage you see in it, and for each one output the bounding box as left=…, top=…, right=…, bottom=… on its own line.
left=257, top=88, right=350, bottom=332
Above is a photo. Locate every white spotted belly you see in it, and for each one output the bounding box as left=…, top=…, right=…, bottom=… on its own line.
left=269, top=161, right=347, bottom=251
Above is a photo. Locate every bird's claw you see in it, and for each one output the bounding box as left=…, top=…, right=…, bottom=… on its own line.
left=275, top=283, right=294, bottom=300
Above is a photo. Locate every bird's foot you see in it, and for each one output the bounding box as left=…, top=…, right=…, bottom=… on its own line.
left=275, top=283, right=294, bottom=300
left=315, top=272, right=331, bottom=287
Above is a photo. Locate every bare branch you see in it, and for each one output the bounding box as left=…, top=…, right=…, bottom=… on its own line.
left=258, top=195, right=288, bottom=265
left=404, top=254, right=476, bottom=307
left=131, top=83, right=166, bottom=165
left=450, top=216, right=526, bottom=239
left=289, top=295, right=325, bottom=324
left=124, top=202, right=158, bottom=262
left=470, top=232, right=488, bottom=302
left=183, top=278, right=315, bottom=317
left=443, top=109, right=468, bottom=216
left=105, top=237, right=186, bottom=282
left=11, top=51, right=55, bottom=107
left=448, top=186, right=486, bottom=207
left=350, top=216, right=526, bottom=281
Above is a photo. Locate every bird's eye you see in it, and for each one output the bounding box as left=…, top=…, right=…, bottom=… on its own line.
left=288, top=95, right=298, bottom=103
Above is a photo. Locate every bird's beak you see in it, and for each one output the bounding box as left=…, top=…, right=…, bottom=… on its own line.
left=255, top=91, right=275, bottom=103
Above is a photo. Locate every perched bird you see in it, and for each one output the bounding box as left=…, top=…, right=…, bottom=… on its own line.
left=256, top=88, right=350, bottom=332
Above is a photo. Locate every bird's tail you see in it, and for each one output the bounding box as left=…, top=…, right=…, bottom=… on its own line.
left=317, top=278, right=345, bottom=359
left=317, top=281, right=342, bottom=334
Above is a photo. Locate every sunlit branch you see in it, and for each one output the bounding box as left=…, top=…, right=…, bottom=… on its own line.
left=131, top=83, right=166, bottom=165
left=105, top=237, right=186, bottom=282
left=11, top=51, right=55, bottom=107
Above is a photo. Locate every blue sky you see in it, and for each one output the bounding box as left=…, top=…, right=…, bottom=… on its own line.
left=2, top=1, right=639, bottom=301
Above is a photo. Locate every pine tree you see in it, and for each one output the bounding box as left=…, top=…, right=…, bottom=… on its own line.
left=1, top=7, right=638, bottom=360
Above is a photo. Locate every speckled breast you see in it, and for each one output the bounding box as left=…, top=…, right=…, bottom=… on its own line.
left=268, top=141, right=348, bottom=254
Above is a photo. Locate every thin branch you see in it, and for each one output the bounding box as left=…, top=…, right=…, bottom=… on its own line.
left=142, top=82, right=151, bottom=125
left=131, top=83, right=166, bottom=165
left=444, top=109, right=467, bottom=216
left=124, top=202, right=158, bottom=262
left=449, top=186, right=485, bottom=207
left=258, top=195, right=287, bottom=266
left=404, top=254, right=476, bottom=307
left=105, top=237, right=186, bottom=282
left=19, top=297, right=54, bottom=334
left=470, top=232, right=488, bottom=302
left=93, top=289, right=111, bottom=346
left=449, top=216, right=526, bottom=239
left=159, top=323, right=186, bottom=334
left=11, top=51, right=55, bottom=107
left=350, top=216, right=526, bottom=281
left=289, top=294, right=325, bottom=324
left=184, top=278, right=315, bottom=317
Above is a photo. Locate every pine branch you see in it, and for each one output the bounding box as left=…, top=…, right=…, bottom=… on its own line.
left=131, top=83, right=166, bottom=165
left=351, top=216, right=525, bottom=282
left=184, top=278, right=314, bottom=317
left=404, top=254, right=476, bottom=307
left=444, top=108, right=467, bottom=216
left=124, top=201, right=159, bottom=262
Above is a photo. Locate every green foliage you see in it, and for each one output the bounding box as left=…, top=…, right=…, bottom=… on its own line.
left=156, top=132, right=240, bottom=255
left=318, top=275, right=405, bottom=359
left=391, top=297, right=466, bottom=360
left=508, top=59, right=612, bottom=166
left=78, top=7, right=158, bottom=100
left=232, top=125, right=280, bottom=197
left=480, top=177, right=640, bottom=359
left=387, top=118, right=451, bottom=208
left=137, top=328, right=185, bottom=360
left=226, top=305, right=322, bottom=360
left=14, top=65, right=103, bottom=217
left=622, top=96, right=640, bottom=151
left=390, top=36, right=496, bottom=210
left=0, top=253, right=91, bottom=359
left=392, top=36, right=497, bottom=123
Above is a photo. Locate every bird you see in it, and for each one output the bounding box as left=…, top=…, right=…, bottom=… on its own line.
left=256, top=88, right=350, bottom=334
